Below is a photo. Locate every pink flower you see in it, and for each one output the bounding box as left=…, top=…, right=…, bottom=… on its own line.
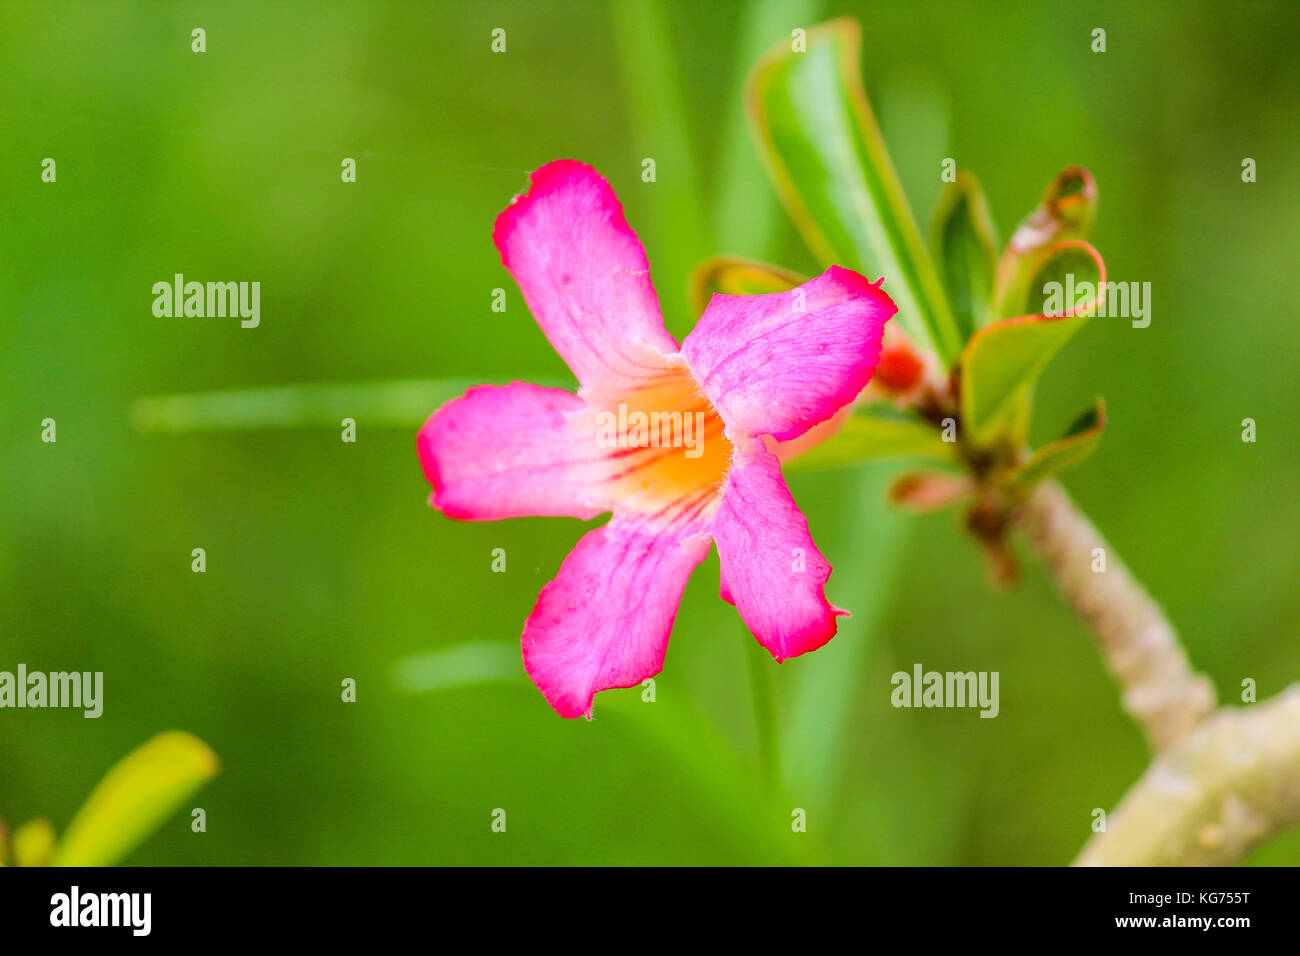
left=418, top=160, right=897, bottom=717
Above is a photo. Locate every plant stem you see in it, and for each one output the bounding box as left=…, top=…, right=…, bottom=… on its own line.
left=1016, top=480, right=1300, bottom=865
left=1075, top=685, right=1300, bottom=865
left=1016, top=480, right=1216, bottom=753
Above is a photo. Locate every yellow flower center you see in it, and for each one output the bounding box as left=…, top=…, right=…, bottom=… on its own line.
left=586, top=364, right=733, bottom=520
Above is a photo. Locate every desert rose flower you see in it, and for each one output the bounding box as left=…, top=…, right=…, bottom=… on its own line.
left=418, top=160, right=896, bottom=717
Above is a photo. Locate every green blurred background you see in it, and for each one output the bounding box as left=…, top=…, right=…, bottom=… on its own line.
left=2, top=0, right=1297, bottom=865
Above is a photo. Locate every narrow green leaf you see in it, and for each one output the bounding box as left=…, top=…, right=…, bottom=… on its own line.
left=713, top=0, right=827, bottom=260
left=688, top=256, right=805, bottom=315
left=991, top=166, right=1097, bottom=319
left=52, top=731, right=219, bottom=867
left=610, top=0, right=710, bottom=327
left=129, top=377, right=566, bottom=432
left=784, top=404, right=955, bottom=473
left=393, top=642, right=524, bottom=694
left=1007, top=398, right=1107, bottom=490
left=743, top=627, right=781, bottom=798
left=747, top=18, right=962, bottom=363
left=781, top=463, right=911, bottom=811
left=598, top=690, right=818, bottom=864
left=932, top=171, right=998, bottom=341
left=959, top=239, right=1105, bottom=446
left=393, top=643, right=810, bottom=861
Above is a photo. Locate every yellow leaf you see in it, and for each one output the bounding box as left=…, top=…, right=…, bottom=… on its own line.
left=12, top=817, right=56, bottom=866
left=51, top=731, right=219, bottom=867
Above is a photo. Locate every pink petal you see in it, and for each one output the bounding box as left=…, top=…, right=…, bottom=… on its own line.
left=680, top=266, right=896, bottom=442
left=522, top=506, right=713, bottom=718
left=417, top=382, right=613, bottom=521
left=711, top=442, right=846, bottom=661
left=494, top=160, right=680, bottom=393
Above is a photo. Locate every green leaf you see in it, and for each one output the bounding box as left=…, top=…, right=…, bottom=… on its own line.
left=932, top=171, right=998, bottom=341
left=51, top=731, right=219, bottom=867
left=610, top=0, right=710, bottom=329
left=393, top=642, right=524, bottom=694
left=1007, top=398, right=1106, bottom=490
left=591, top=690, right=819, bottom=864
left=959, top=239, right=1105, bottom=446
left=393, top=642, right=812, bottom=862
left=713, top=0, right=827, bottom=260
left=784, top=404, right=955, bottom=473
left=747, top=18, right=962, bottom=363
left=129, top=377, right=567, bottom=432
left=991, top=166, right=1097, bottom=319
left=688, top=256, right=805, bottom=315
left=12, top=818, right=56, bottom=867
left=780, top=463, right=911, bottom=815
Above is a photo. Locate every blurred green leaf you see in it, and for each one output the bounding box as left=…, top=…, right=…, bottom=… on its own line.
left=785, top=404, right=955, bottom=473
left=393, top=642, right=524, bottom=694
left=688, top=256, right=805, bottom=315
left=932, top=171, right=998, bottom=341
left=129, top=378, right=566, bottom=431
left=991, top=166, right=1096, bottom=319
left=610, top=0, right=710, bottom=327
left=743, top=628, right=782, bottom=797
left=1007, top=398, right=1107, bottom=490
left=713, top=0, right=827, bottom=260
left=12, top=817, right=56, bottom=867
left=395, top=640, right=812, bottom=861
left=781, top=463, right=911, bottom=809
left=51, top=731, right=218, bottom=867
left=599, top=686, right=817, bottom=864
left=747, top=18, right=962, bottom=363
left=876, top=73, right=951, bottom=229
left=960, top=239, right=1105, bottom=446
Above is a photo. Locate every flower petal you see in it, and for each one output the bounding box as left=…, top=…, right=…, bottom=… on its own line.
left=522, top=506, right=712, bottom=718
left=418, top=381, right=612, bottom=521
left=494, top=160, right=680, bottom=393
left=711, top=443, right=846, bottom=661
left=680, top=266, right=896, bottom=442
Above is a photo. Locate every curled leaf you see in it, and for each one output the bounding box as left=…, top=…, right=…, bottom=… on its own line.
left=959, top=239, right=1106, bottom=447
left=688, top=256, right=805, bottom=315
left=51, top=731, right=219, bottom=867
left=991, top=166, right=1096, bottom=320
